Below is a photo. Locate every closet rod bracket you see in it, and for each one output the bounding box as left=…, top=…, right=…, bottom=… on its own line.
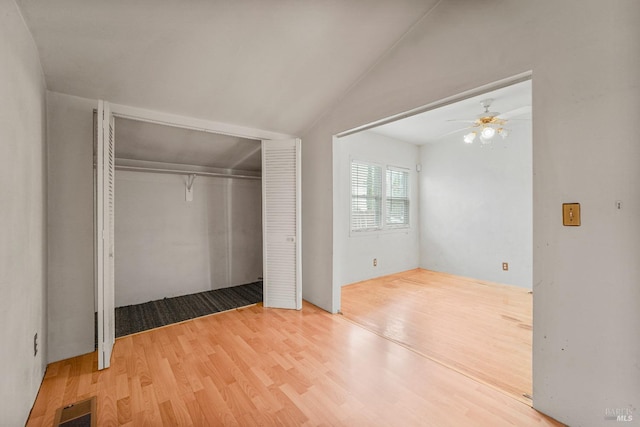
left=186, top=174, right=196, bottom=202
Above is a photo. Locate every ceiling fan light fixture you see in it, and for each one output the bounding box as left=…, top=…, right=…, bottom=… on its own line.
left=463, top=132, right=476, bottom=144
left=480, top=126, right=496, bottom=140
left=456, top=98, right=521, bottom=144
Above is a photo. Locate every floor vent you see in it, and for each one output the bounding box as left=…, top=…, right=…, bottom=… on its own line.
left=53, top=396, right=96, bottom=427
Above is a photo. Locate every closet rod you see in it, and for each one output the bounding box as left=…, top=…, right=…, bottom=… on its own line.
left=115, top=165, right=261, bottom=180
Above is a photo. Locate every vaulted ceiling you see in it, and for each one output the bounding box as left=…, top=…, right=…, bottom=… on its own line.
left=17, top=0, right=440, bottom=136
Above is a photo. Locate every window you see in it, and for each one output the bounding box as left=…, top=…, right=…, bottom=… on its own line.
left=386, top=167, right=409, bottom=227
left=351, top=161, right=382, bottom=231
left=351, top=161, right=410, bottom=232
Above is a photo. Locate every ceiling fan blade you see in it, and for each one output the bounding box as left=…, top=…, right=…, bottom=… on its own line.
left=498, top=105, right=531, bottom=119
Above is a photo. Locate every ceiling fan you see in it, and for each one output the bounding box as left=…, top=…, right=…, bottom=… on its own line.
left=446, top=98, right=530, bottom=144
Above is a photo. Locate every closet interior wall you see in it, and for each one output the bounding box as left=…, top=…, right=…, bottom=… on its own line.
left=113, top=119, right=263, bottom=307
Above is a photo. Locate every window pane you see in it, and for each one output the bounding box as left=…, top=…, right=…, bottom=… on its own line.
left=386, top=168, right=409, bottom=226
left=351, top=161, right=382, bottom=231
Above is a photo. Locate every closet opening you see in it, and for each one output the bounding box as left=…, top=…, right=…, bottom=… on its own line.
left=95, top=115, right=264, bottom=343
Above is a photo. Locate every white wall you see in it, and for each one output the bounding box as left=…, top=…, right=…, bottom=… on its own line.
left=0, top=1, right=48, bottom=424
left=419, top=121, right=532, bottom=288
left=115, top=170, right=262, bottom=306
left=46, top=92, right=97, bottom=362
left=303, top=1, right=640, bottom=425
left=334, top=131, right=419, bottom=286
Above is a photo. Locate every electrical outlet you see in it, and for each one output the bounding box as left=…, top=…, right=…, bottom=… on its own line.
left=34, top=332, right=38, bottom=357
left=502, top=262, right=509, bottom=271
left=373, top=258, right=377, bottom=267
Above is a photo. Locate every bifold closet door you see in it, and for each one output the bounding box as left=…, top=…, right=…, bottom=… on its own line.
left=96, top=100, right=115, bottom=370
left=262, top=138, right=302, bottom=310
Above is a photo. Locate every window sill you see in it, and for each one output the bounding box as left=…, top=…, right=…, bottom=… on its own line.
left=349, top=227, right=411, bottom=238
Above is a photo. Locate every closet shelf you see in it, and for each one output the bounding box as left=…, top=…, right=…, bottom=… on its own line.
left=115, top=165, right=261, bottom=180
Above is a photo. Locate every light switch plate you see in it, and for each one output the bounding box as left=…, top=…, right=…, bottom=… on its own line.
left=562, top=203, right=580, bottom=226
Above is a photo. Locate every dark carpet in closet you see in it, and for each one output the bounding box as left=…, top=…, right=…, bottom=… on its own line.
left=114, top=281, right=263, bottom=338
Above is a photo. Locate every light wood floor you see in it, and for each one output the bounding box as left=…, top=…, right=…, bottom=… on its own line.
left=341, top=269, right=533, bottom=403
left=27, top=300, right=560, bottom=426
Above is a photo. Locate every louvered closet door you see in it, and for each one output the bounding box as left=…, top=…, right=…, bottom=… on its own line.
left=96, top=100, right=115, bottom=370
left=262, top=138, right=301, bottom=310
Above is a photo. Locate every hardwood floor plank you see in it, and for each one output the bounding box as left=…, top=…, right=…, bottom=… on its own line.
left=27, top=299, right=560, bottom=426
left=115, top=373, right=129, bottom=401
left=158, top=400, right=178, bottom=426
left=139, top=383, right=162, bottom=425
left=181, top=355, right=205, bottom=393
left=96, top=389, right=118, bottom=426
left=116, top=396, right=132, bottom=425
left=183, top=392, right=206, bottom=426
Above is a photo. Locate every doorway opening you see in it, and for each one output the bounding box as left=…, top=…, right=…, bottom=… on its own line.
left=333, top=77, right=533, bottom=403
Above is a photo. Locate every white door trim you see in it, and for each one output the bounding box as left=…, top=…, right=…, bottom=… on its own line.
left=110, top=103, right=294, bottom=141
